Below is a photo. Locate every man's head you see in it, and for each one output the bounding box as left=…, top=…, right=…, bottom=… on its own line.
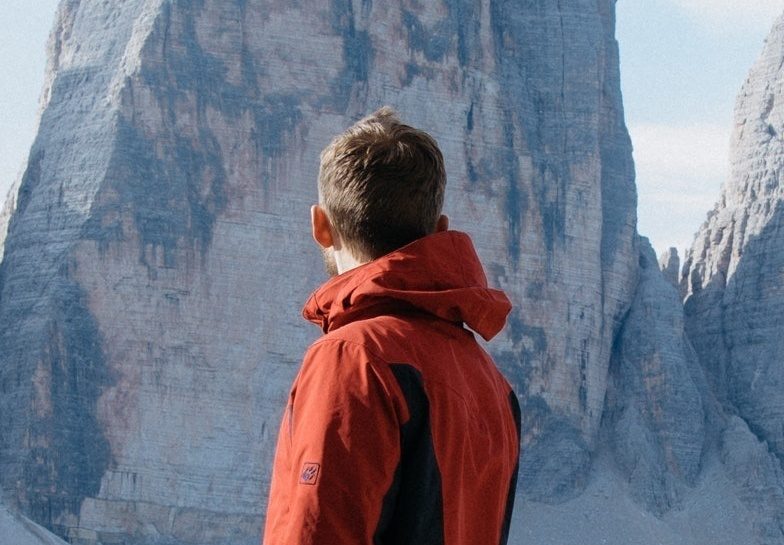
left=311, top=107, right=448, bottom=274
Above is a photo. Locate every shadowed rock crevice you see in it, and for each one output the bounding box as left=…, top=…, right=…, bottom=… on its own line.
left=519, top=410, right=591, bottom=503
left=686, top=201, right=784, bottom=466
left=23, top=273, right=114, bottom=536
left=0, top=252, right=113, bottom=538
left=327, top=0, right=373, bottom=111
left=86, top=114, right=228, bottom=267
left=604, top=237, right=707, bottom=516
left=720, top=416, right=784, bottom=544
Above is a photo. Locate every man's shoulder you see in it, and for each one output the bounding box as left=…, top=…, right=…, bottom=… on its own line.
left=296, top=330, right=407, bottom=415
left=299, top=315, right=424, bottom=378
left=316, top=312, right=448, bottom=356
left=301, top=322, right=395, bottom=376
left=307, top=312, right=490, bottom=379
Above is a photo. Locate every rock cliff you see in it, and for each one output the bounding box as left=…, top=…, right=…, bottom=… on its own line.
left=604, top=237, right=707, bottom=516
left=683, top=13, right=784, bottom=451
left=658, top=246, right=679, bottom=289
left=7, top=0, right=775, bottom=544
left=0, top=1, right=636, bottom=542
left=679, top=13, right=784, bottom=542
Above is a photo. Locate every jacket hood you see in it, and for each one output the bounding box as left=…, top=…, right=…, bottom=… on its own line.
left=303, top=231, right=512, bottom=341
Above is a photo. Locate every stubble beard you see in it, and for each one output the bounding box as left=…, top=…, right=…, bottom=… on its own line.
left=321, top=247, right=339, bottom=277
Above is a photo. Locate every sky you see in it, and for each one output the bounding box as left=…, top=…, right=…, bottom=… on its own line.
left=616, top=0, right=784, bottom=255
left=0, top=0, right=59, bottom=204
left=1, top=1, right=783, bottom=257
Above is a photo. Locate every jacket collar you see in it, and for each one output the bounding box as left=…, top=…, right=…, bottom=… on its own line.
left=302, top=231, right=511, bottom=341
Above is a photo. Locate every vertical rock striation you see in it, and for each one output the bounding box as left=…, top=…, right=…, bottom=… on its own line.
left=682, top=13, right=784, bottom=466
left=604, top=237, right=706, bottom=515
left=472, top=0, right=638, bottom=500
left=720, top=417, right=784, bottom=544
left=0, top=1, right=639, bottom=543
left=681, top=12, right=784, bottom=543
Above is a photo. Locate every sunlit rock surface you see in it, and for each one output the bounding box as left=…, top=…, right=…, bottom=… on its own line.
left=658, top=246, right=679, bottom=289
left=683, top=14, right=784, bottom=445
left=680, top=13, right=784, bottom=543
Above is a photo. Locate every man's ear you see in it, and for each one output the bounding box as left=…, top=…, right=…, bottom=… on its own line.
left=435, top=214, right=449, bottom=232
left=311, top=204, right=335, bottom=249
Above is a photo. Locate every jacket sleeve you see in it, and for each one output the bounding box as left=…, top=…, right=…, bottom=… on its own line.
left=263, top=338, right=404, bottom=545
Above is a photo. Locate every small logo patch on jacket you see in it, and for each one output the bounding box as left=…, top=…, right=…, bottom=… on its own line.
left=299, top=463, right=320, bottom=485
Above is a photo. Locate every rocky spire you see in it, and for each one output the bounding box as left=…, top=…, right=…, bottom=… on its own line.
left=682, top=12, right=784, bottom=458
left=0, top=1, right=639, bottom=543
left=680, top=12, right=784, bottom=543
left=658, top=246, right=680, bottom=289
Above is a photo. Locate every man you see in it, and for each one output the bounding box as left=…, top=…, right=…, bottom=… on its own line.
left=263, top=107, right=521, bottom=545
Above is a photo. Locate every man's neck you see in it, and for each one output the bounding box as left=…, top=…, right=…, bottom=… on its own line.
left=333, top=247, right=368, bottom=275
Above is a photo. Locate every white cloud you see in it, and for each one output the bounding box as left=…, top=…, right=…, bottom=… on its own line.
left=631, top=122, right=730, bottom=184
left=629, top=122, right=730, bottom=255
left=667, top=0, right=784, bottom=30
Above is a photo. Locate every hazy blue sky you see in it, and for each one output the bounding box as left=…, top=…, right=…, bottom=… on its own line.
left=1, top=0, right=59, bottom=207
left=617, top=0, right=784, bottom=255
left=1, top=1, right=783, bottom=256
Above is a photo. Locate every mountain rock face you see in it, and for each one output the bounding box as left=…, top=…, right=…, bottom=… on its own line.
left=681, top=13, right=784, bottom=543
left=658, top=247, right=679, bottom=289
left=0, top=1, right=636, bottom=542
left=604, top=237, right=706, bottom=516
left=16, top=0, right=782, bottom=544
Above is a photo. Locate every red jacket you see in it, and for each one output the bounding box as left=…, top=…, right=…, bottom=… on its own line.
left=263, top=231, right=520, bottom=545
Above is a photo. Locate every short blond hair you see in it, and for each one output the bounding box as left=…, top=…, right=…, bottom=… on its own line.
left=318, top=107, right=447, bottom=259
